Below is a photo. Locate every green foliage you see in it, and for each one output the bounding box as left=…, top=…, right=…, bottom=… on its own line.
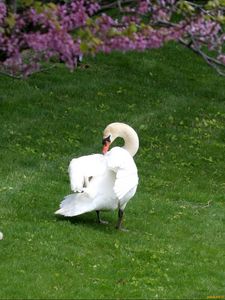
left=206, top=0, right=225, bottom=9
left=0, top=43, right=225, bottom=299
left=5, top=12, right=16, bottom=29
left=178, top=1, right=195, bottom=14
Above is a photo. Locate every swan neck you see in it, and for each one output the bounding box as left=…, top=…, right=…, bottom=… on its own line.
left=121, top=126, right=139, bottom=157
left=103, top=123, right=139, bottom=157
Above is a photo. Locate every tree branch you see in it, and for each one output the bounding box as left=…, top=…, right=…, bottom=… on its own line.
left=0, top=64, right=56, bottom=79
left=179, top=38, right=225, bottom=76
left=0, top=70, right=22, bottom=79
left=98, top=0, right=135, bottom=12
left=152, top=19, right=225, bottom=77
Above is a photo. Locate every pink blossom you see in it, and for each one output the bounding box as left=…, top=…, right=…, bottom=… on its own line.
left=0, top=0, right=224, bottom=77
left=218, top=55, right=225, bottom=64
left=0, top=2, right=6, bottom=24
left=138, top=0, right=150, bottom=15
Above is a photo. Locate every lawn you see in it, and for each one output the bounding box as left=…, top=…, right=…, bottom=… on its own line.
left=0, top=42, right=225, bottom=299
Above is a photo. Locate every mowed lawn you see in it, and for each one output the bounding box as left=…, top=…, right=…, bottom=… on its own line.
left=0, top=42, right=225, bottom=299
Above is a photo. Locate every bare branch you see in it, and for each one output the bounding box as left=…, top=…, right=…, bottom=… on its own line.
left=152, top=19, right=225, bottom=77
left=98, top=0, right=135, bottom=12
left=179, top=38, right=225, bottom=76
left=0, top=70, right=22, bottom=79
left=0, top=64, right=56, bottom=79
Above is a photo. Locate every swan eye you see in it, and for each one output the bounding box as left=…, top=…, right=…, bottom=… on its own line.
left=102, top=135, right=111, bottom=145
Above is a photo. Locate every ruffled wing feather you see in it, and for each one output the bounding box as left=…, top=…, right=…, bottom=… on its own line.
left=69, top=154, right=106, bottom=192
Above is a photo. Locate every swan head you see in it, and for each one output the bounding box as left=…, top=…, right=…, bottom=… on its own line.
left=102, top=122, right=139, bottom=156
left=102, top=135, right=112, bottom=154
left=102, top=125, right=116, bottom=154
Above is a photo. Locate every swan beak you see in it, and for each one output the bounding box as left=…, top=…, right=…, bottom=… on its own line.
left=102, top=141, right=110, bottom=154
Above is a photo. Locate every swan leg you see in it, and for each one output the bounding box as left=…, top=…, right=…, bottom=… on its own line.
left=115, top=209, right=129, bottom=231
left=96, top=211, right=108, bottom=224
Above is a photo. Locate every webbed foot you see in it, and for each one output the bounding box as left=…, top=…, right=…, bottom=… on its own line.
left=115, top=225, right=129, bottom=232
left=96, top=211, right=108, bottom=225
left=115, top=209, right=128, bottom=231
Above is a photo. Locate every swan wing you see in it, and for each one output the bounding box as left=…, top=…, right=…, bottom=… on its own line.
left=55, top=192, right=96, bottom=216
left=69, top=154, right=106, bottom=192
left=114, top=169, right=138, bottom=200
left=106, top=147, right=139, bottom=200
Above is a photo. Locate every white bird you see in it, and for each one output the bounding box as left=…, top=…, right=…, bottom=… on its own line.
left=55, top=122, right=139, bottom=230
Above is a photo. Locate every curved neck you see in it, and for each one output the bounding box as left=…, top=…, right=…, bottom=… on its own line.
left=113, top=123, right=139, bottom=157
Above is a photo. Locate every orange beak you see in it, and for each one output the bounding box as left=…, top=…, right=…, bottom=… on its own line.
left=102, top=141, right=110, bottom=154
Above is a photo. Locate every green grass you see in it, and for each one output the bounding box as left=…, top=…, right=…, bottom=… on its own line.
left=0, top=42, right=225, bottom=299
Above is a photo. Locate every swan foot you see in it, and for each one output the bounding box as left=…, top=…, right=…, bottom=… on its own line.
left=96, top=211, right=108, bottom=225
left=99, top=219, right=109, bottom=225
left=115, top=209, right=128, bottom=231
left=116, top=226, right=129, bottom=232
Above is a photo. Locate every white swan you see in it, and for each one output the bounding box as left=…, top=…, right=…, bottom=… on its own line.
left=55, top=122, right=139, bottom=230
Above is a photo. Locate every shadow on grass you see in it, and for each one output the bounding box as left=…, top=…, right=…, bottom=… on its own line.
left=55, top=212, right=120, bottom=234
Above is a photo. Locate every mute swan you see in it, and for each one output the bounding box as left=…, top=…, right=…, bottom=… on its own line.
left=55, top=122, right=139, bottom=230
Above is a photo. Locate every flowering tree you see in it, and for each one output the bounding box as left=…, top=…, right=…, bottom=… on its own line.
left=0, top=0, right=225, bottom=78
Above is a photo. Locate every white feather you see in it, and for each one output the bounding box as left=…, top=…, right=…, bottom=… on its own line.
left=55, top=122, right=139, bottom=219
left=68, top=154, right=106, bottom=192
left=55, top=147, right=138, bottom=217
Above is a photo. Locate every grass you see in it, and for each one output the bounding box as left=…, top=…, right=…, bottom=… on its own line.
left=0, top=42, right=225, bottom=299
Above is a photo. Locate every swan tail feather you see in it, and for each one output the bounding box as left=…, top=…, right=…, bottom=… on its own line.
left=55, top=193, right=95, bottom=217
